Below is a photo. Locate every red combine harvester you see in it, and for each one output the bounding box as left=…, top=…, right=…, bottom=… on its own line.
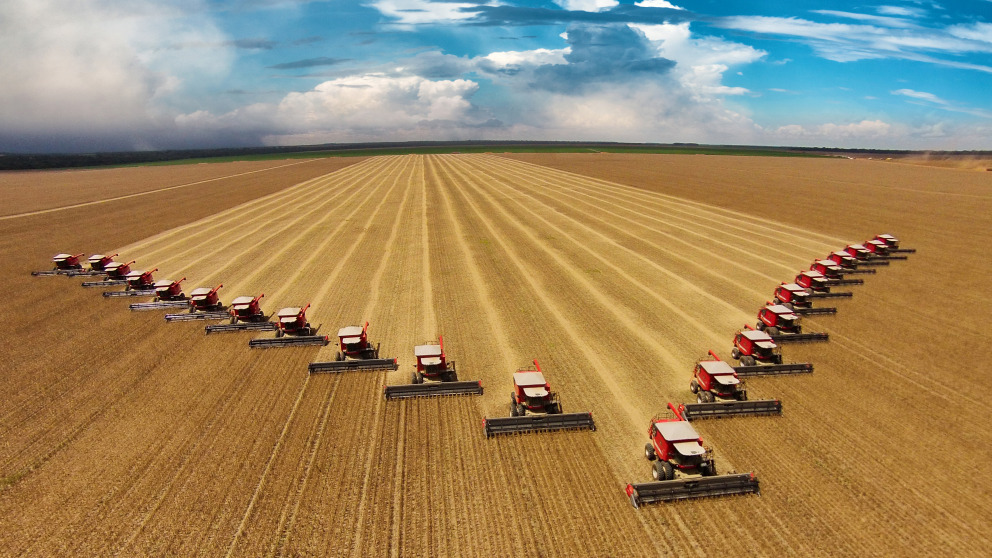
left=483, top=360, right=596, bottom=437
left=68, top=253, right=118, bottom=277
left=731, top=326, right=813, bottom=377
left=129, top=277, right=192, bottom=311
left=104, top=268, right=158, bottom=298
left=795, top=270, right=854, bottom=299
left=250, top=304, right=329, bottom=348
left=844, top=244, right=888, bottom=266
left=679, top=354, right=782, bottom=421
left=828, top=250, right=882, bottom=271
left=308, top=321, right=397, bottom=372
left=773, top=283, right=835, bottom=316
left=203, top=294, right=276, bottom=330
left=811, top=260, right=867, bottom=284
left=757, top=304, right=828, bottom=343
left=383, top=336, right=483, bottom=399
left=32, top=253, right=84, bottom=276
left=866, top=239, right=908, bottom=260
left=84, top=259, right=133, bottom=287
left=166, top=284, right=230, bottom=322
left=625, top=403, right=760, bottom=507
left=875, top=233, right=916, bottom=254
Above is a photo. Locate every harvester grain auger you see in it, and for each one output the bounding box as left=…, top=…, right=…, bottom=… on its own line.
left=308, top=322, right=397, bottom=372
left=129, top=278, right=192, bottom=311
left=483, top=360, right=595, bottom=437
left=249, top=304, right=329, bottom=348
left=68, top=253, right=119, bottom=277
left=103, top=268, right=158, bottom=298
left=32, top=253, right=84, bottom=276
left=203, top=294, right=277, bottom=331
left=794, top=271, right=853, bottom=300
left=84, top=260, right=133, bottom=287
left=731, top=326, right=813, bottom=377
left=843, top=244, right=888, bottom=267
left=383, top=336, right=483, bottom=399
left=875, top=233, right=915, bottom=254
left=625, top=403, right=760, bottom=507
left=757, top=303, right=828, bottom=343
left=773, top=283, right=836, bottom=316
left=810, top=260, right=865, bottom=285
left=680, top=355, right=782, bottom=421
left=865, top=239, right=909, bottom=260
left=828, top=251, right=878, bottom=274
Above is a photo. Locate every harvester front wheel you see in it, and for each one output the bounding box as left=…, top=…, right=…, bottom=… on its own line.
left=517, top=404, right=527, bottom=417
left=510, top=403, right=518, bottom=417
left=644, top=443, right=656, bottom=461
left=703, top=461, right=717, bottom=477
left=653, top=461, right=673, bottom=481
left=276, top=329, right=284, bottom=338
left=741, top=356, right=756, bottom=367
left=230, top=316, right=237, bottom=325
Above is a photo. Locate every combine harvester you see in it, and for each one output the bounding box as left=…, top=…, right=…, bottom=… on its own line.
left=865, top=239, right=908, bottom=260
left=794, top=271, right=853, bottom=300
left=129, top=277, right=190, bottom=311
left=680, top=354, right=782, bottom=421
left=483, top=360, right=595, bottom=437
left=731, top=326, right=813, bottom=377
left=875, top=233, right=915, bottom=254
left=773, top=283, right=836, bottom=316
left=384, top=336, right=483, bottom=399
left=103, top=268, right=158, bottom=298
left=843, top=244, right=888, bottom=267
left=828, top=250, right=881, bottom=272
left=165, top=284, right=229, bottom=321
left=31, top=253, right=84, bottom=276
left=204, top=294, right=276, bottom=332
left=756, top=304, right=828, bottom=343
left=83, top=260, right=133, bottom=287
left=625, top=403, right=760, bottom=507
left=250, top=304, right=328, bottom=348
left=68, top=253, right=119, bottom=277
left=308, top=322, right=397, bottom=373
left=810, top=260, right=867, bottom=285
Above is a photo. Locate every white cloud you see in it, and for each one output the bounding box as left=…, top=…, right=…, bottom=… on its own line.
left=631, top=22, right=765, bottom=98
left=811, top=10, right=919, bottom=29
left=876, top=6, right=925, bottom=17
left=368, top=0, right=484, bottom=25
left=553, top=0, right=618, bottom=12
left=947, top=22, right=992, bottom=44
left=772, top=120, right=892, bottom=140
left=482, top=48, right=570, bottom=69
left=634, top=0, right=684, bottom=9
left=892, top=88, right=947, bottom=104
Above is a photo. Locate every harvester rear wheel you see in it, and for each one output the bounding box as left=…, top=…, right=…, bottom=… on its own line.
left=732, top=348, right=741, bottom=359
left=644, top=443, right=656, bottom=461
left=756, top=322, right=765, bottom=331
left=689, top=380, right=698, bottom=394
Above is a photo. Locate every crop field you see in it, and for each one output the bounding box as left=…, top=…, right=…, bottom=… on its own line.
left=1, top=153, right=990, bottom=556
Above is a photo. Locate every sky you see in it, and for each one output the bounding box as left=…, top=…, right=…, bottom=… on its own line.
left=1, top=0, right=991, bottom=153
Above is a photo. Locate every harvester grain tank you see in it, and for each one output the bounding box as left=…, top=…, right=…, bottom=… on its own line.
left=680, top=355, right=782, bottom=420
left=383, top=337, right=483, bottom=399
left=203, top=294, right=277, bottom=330
left=731, top=326, right=813, bottom=376
left=308, top=322, right=398, bottom=372
left=756, top=304, right=828, bottom=343
left=773, top=283, right=835, bottom=316
left=250, top=304, right=329, bottom=348
left=625, top=403, right=760, bottom=507
left=482, top=360, right=595, bottom=437
left=32, top=253, right=84, bottom=276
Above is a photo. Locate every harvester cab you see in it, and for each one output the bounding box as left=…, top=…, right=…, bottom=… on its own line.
left=482, top=360, right=595, bottom=437
left=88, top=253, right=117, bottom=272
left=510, top=361, right=560, bottom=416
left=773, top=283, right=811, bottom=309
left=732, top=328, right=782, bottom=367
left=757, top=304, right=801, bottom=335
left=412, top=336, right=457, bottom=383
left=828, top=251, right=859, bottom=268
left=795, top=270, right=830, bottom=292
left=230, top=294, right=265, bottom=323
left=125, top=268, right=157, bottom=291
left=54, top=253, right=84, bottom=270
left=690, top=360, right=746, bottom=403
left=626, top=403, right=759, bottom=507
left=336, top=322, right=377, bottom=359
left=189, top=284, right=223, bottom=312
left=811, top=259, right=843, bottom=278
left=154, top=278, right=186, bottom=301
left=644, top=406, right=715, bottom=480
left=105, top=260, right=134, bottom=280
left=276, top=304, right=312, bottom=337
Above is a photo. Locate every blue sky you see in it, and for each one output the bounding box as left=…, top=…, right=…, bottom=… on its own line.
left=1, top=0, right=990, bottom=152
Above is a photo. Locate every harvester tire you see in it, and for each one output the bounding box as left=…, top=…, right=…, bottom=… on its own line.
left=276, top=329, right=284, bottom=338
left=703, top=461, right=717, bottom=477
left=230, top=316, right=237, bottom=325
left=782, top=302, right=794, bottom=310
left=765, top=326, right=779, bottom=336
left=773, top=355, right=783, bottom=364
left=731, top=348, right=741, bottom=359
left=510, top=403, right=518, bottom=417
left=653, top=461, right=673, bottom=481
left=756, top=322, right=765, bottom=330
left=517, top=404, right=527, bottom=417
left=741, top=356, right=756, bottom=367
left=703, top=392, right=715, bottom=403
left=696, top=394, right=703, bottom=404
left=689, top=380, right=698, bottom=394
left=645, top=443, right=656, bottom=461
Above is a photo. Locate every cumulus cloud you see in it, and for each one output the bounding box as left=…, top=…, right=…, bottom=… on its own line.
left=771, top=120, right=892, bottom=140
left=368, top=0, right=489, bottom=25
left=553, top=0, right=618, bottom=12
left=635, top=1, right=684, bottom=9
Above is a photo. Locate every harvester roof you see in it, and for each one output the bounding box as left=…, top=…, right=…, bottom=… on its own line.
left=781, top=283, right=806, bottom=293
left=767, top=304, right=797, bottom=316
left=337, top=325, right=363, bottom=343
left=190, top=287, right=213, bottom=297
left=54, top=253, right=73, bottom=260
left=414, top=344, right=443, bottom=366
left=878, top=234, right=897, bottom=241
left=278, top=307, right=303, bottom=318
left=742, top=330, right=776, bottom=349
left=832, top=251, right=855, bottom=258
left=106, top=262, right=124, bottom=269
left=815, top=259, right=840, bottom=267
left=231, top=296, right=255, bottom=306
left=514, top=371, right=549, bottom=398
left=801, top=270, right=825, bottom=279
left=699, top=360, right=737, bottom=378
left=849, top=243, right=868, bottom=250
left=655, top=421, right=703, bottom=447
left=89, top=254, right=107, bottom=262
left=126, top=270, right=146, bottom=278
left=154, top=279, right=175, bottom=288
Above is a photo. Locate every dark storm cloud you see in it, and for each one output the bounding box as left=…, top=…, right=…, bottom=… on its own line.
left=267, top=56, right=350, bottom=69
left=459, top=5, right=696, bottom=27
left=531, top=23, right=676, bottom=93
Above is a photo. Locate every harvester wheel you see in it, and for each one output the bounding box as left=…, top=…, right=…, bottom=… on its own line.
left=731, top=348, right=741, bottom=359
left=510, top=403, right=518, bottom=417
left=704, top=391, right=716, bottom=403
left=773, top=355, right=783, bottom=364
left=703, top=461, right=717, bottom=477
left=765, top=326, right=779, bottom=336
left=756, top=322, right=765, bottom=331
left=230, top=316, right=237, bottom=325
left=696, top=394, right=703, bottom=404
left=411, top=372, right=422, bottom=385
left=689, top=380, right=698, bottom=394
left=644, top=443, right=656, bottom=461
left=652, top=461, right=673, bottom=481
left=189, top=306, right=195, bottom=313
left=741, top=356, right=756, bottom=367
left=276, top=329, right=284, bottom=338
left=782, top=302, right=794, bottom=310
left=546, top=402, right=561, bottom=414
left=517, top=404, right=527, bottom=417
